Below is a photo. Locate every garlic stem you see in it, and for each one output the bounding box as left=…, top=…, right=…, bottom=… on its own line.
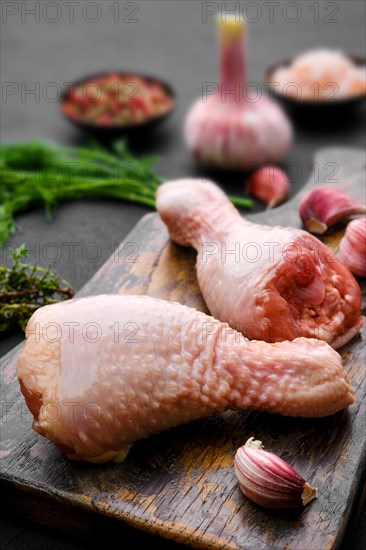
left=217, top=14, right=246, bottom=95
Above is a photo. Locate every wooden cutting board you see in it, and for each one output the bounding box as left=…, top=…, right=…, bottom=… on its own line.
left=1, top=148, right=365, bottom=550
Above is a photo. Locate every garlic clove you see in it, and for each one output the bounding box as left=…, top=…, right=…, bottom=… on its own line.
left=299, top=187, right=366, bottom=234
left=247, top=166, right=290, bottom=208
left=234, top=437, right=318, bottom=510
left=339, top=218, right=366, bottom=277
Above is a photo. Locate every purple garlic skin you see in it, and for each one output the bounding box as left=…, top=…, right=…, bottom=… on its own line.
left=184, top=16, right=292, bottom=170
left=247, top=166, right=290, bottom=208
left=339, top=218, right=366, bottom=277
left=299, top=186, right=366, bottom=234
left=235, top=438, right=318, bottom=510
left=185, top=97, right=292, bottom=170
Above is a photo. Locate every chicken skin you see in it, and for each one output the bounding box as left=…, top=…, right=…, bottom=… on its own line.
left=17, top=295, right=353, bottom=463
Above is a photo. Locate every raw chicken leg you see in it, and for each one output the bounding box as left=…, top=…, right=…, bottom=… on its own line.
left=156, top=180, right=363, bottom=348
left=17, top=295, right=353, bottom=463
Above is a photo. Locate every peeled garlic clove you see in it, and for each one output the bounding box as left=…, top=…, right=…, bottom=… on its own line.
left=247, top=166, right=289, bottom=208
left=234, top=438, right=318, bottom=510
left=299, top=187, right=366, bottom=234
left=339, top=218, right=366, bottom=277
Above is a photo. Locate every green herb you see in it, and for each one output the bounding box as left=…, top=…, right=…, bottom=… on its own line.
left=0, top=140, right=253, bottom=246
left=0, top=244, right=74, bottom=333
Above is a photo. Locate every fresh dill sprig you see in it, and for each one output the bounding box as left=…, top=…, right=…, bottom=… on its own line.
left=0, top=139, right=252, bottom=247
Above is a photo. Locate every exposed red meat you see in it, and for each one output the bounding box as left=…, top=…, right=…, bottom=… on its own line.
left=156, top=180, right=363, bottom=348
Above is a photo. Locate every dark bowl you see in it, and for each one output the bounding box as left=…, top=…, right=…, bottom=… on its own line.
left=60, top=71, right=176, bottom=138
left=265, top=55, right=366, bottom=114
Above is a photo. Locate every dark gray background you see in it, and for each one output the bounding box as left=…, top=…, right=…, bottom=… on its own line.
left=1, top=1, right=365, bottom=548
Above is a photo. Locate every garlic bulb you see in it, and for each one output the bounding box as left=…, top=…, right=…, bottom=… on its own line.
left=339, top=218, right=366, bottom=277
left=299, top=187, right=366, bottom=234
left=247, top=166, right=289, bottom=208
left=184, top=15, right=292, bottom=169
left=234, top=438, right=318, bottom=509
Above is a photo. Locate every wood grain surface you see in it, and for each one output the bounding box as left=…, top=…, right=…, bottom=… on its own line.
left=1, top=148, right=365, bottom=549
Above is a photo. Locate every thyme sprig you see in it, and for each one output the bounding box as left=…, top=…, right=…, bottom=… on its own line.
left=0, top=244, right=74, bottom=333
